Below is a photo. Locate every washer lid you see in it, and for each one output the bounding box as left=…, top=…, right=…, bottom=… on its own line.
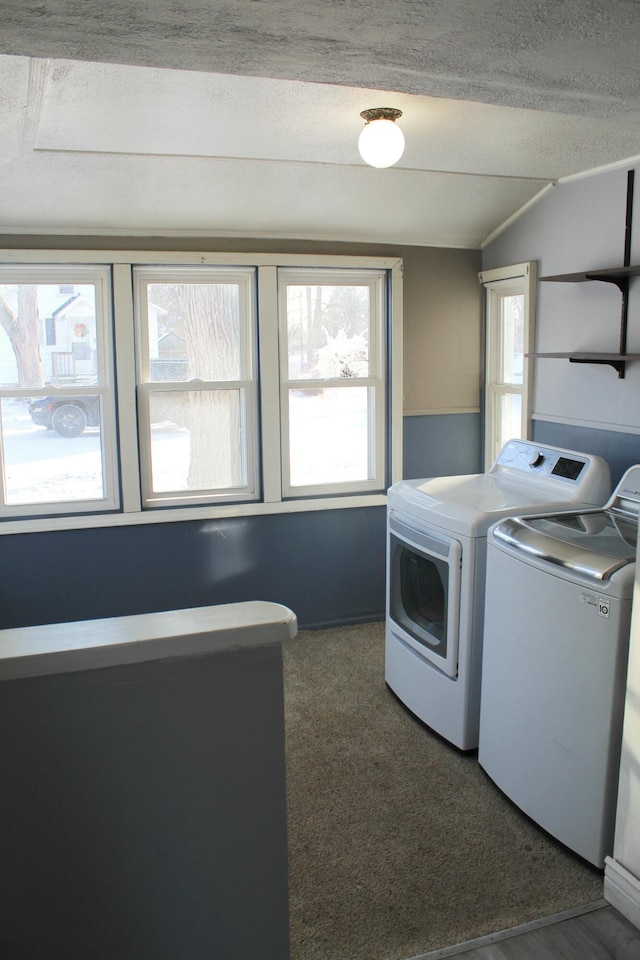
left=493, top=511, right=637, bottom=581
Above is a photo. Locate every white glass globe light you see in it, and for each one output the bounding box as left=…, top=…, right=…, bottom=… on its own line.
left=358, top=110, right=405, bottom=168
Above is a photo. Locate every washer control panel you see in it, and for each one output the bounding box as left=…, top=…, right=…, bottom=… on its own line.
left=491, top=440, right=610, bottom=501
left=495, top=440, right=586, bottom=480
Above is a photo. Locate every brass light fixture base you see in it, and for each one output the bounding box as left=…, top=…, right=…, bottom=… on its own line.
left=360, top=107, right=403, bottom=124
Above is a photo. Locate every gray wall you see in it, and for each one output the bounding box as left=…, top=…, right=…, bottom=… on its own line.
left=0, top=236, right=482, bottom=630
left=483, top=164, right=640, bottom=484
left=0, top=637, right=290, bottom=959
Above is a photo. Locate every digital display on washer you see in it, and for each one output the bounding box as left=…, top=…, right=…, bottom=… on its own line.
left=551, top=457, right=585, bottom=481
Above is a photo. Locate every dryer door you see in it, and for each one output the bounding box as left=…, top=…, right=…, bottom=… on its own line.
left=387, top=511, right=462, bottom=678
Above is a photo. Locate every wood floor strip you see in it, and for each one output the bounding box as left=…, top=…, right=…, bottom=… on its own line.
left=577, top=907, right=640, bottom=960
left=409, top=900, right=609, bottom=959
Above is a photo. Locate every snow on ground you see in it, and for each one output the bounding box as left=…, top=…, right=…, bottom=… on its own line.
left=1, top=390, right=370, bottom=506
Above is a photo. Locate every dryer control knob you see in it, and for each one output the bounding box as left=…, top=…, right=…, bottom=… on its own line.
left=530, top=452, right=545, bottom=468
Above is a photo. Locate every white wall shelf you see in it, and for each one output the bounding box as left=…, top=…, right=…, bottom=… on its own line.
left=527, top=171, right=638, bottom=378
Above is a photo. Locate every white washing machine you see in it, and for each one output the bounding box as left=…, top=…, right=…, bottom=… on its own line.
left=478, top=466, right=640, bottom=867
left=385, top=440, right=611, bottom=751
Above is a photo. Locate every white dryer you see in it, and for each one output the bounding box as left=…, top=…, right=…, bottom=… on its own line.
left=478, top=466, right=640, bottom=867
left=385, top=440, right=611, bottom=751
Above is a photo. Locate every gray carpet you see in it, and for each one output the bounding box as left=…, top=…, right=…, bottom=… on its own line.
left=282, top=622, right=604, bottom=960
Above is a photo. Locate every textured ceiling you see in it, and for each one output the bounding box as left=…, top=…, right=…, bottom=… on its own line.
left=2, top=0, right=640, bottom=120
left=1, top=0, right=640, bottom=246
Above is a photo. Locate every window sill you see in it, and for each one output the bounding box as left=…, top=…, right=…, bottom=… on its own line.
left=0, top=493, right=389, bottom=536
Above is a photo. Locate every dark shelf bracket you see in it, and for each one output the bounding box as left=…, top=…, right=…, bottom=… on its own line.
left=539, top=170, right=636, bottom=379
left=569, top=355, right=627, bottom=376
left=581, top=272, right=630, bottom=378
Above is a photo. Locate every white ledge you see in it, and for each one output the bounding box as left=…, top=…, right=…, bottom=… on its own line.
left=0, top=601, right=298, bottom=681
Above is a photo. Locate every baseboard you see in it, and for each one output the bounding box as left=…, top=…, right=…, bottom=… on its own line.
left=604, top=856, right=640, bottom=930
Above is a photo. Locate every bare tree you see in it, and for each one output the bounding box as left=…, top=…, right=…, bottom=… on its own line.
left=177, top=283, right=241, bottom=490
left=0, top=285, right=44, bottom=388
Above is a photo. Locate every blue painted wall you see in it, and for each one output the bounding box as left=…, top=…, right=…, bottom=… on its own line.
left=403, top=412, right=482, bottom=480
left=0, top=507, right=387, bottom=631
left=532, top=420, right=640, bottom=488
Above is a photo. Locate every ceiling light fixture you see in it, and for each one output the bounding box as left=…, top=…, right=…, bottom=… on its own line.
left=358, top=107, right=405, bottom=168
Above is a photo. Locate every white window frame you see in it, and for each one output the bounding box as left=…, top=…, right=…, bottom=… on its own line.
left=0, top=263, right=119, bottom=518
left=480, top=262, right=536, bottom=469
left=133, top=266, right=260, bottom=508
left=0, top=251, right=403, bottom=535
left=277, top=267, right=386, bottom=498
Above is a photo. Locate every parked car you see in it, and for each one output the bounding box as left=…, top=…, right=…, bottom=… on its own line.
left=28, top=395, right=101, bottom=437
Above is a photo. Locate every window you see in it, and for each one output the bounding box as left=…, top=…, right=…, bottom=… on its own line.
left=134, top=267, right=259, bottom=508
left=45, top=316, right=57, bottom=346
left=0, top=252, right=402, bottom=529
left=0, top=265, right=118, bottom=517
left=278, top=269, right=386, bottom=497
left=481, top=262, right=536, bottom=468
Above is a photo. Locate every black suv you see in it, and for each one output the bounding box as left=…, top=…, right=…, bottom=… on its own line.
left=28, top=395, right=101, bottom=437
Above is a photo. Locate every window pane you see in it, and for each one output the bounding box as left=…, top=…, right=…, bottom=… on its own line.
left=135, top=267, right=257, bottom=509
left=285, top=285, right=370, bottom=379
left=144, top=283, right=242, bottom=382
left=0, top=282, right=99, bottom=389
left=500, top=294, right=524, bottom=385
left=497, top=392, right=522, bottom=451
left=0, top=269, right=117, bottom=515
left=1, top=397, right=105, bottom=505
left=148, top=390, right=245, bottom=493
left=288, top=387, right=371, bottom=487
